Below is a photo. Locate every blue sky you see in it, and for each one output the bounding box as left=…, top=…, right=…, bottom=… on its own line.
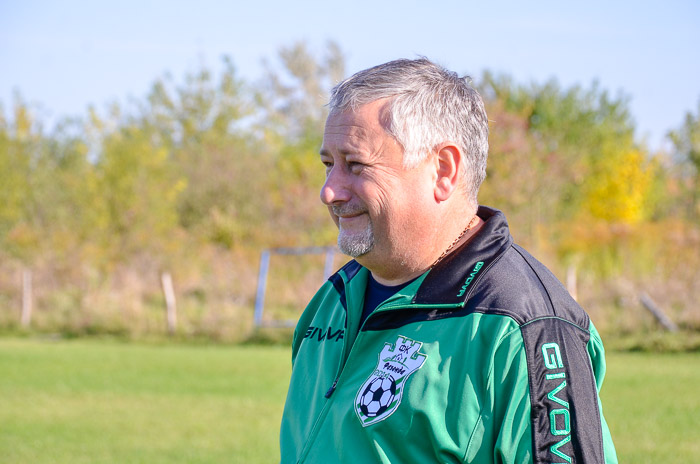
left=1, top=0, right=698, bottom=150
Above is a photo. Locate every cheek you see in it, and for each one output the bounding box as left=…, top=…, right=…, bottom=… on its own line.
left=366, top=166, right=405, bottom=198
left=389, top=175, right=434, bottom=223
left=356, top=178, right=394, bottom=217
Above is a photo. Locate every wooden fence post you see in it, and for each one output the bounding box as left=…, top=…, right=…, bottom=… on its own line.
left=639, top=292, right=678, bottom=332
left=21, top=269, right=33, bottom=328
left=161, top=272, right=177, bottom=335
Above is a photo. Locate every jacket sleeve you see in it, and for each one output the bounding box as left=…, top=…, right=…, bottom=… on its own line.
left=489, top=319, right=618, bottom=463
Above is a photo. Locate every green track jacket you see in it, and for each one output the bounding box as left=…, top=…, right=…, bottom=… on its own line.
left=280, top=207, right=617, bottom=463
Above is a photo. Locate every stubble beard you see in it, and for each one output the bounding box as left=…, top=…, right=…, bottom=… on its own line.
left=338, top=221, right=374, bottom=257
left=332, top=205, right=375, bottom=258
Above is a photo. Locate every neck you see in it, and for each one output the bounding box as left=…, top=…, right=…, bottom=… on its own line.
left=366, top=209, right=482, bottom=286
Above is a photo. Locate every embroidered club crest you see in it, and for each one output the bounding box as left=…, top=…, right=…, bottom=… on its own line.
left=355, top=335, right=427, bottom=426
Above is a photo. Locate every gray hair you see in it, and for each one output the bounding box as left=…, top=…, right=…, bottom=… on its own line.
left=328, top=58, right=489, bottom=207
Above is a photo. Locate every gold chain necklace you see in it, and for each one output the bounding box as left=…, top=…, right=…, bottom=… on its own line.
left=431, top=216, right=478, bottom=268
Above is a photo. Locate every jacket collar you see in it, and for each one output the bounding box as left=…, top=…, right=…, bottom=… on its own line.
left=413, top=206, right=513, bottom=305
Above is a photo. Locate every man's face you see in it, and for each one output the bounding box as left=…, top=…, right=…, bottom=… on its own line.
left=320, top=100, right=435, bottom=269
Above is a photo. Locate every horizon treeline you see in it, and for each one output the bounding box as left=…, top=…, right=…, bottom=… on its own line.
left=1, top=42, right=698, bottom=339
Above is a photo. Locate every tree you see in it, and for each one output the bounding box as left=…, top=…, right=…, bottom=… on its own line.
left=90, top=109, right=185, bottom=264
left=668, top=99, right=700, bottom=219
left=0, top=98, right=38, bottom=262
left=257, top=40, right=345, bottom=142
left=139, top=57, right=265, bottom=248
left=479, top=73, right=643, bottom=223
left=583, top=146, right=654, bottom=224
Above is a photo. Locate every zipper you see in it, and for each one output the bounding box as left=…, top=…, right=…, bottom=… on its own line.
left=296, top=282, right=465, bottom=462
left=324, top=379, right=338, bottom=398
left=322, top=303, right=385, bottom=400
left=295, top=271, right=364, bottom=463
left=296, top=326, right=369, bottom=463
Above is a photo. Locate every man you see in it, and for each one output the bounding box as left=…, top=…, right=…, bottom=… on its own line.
left=279, top=58, right=617, bottom=463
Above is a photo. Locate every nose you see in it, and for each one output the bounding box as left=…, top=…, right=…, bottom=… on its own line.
left=320, top=165, right=351, bottom=206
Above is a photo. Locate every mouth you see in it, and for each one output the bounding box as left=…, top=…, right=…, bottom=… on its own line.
left=337, top=212, right=364, bottom=219
left=338, top=213, right=366, bottom=225
left=331, top=205, right=368, bottom=222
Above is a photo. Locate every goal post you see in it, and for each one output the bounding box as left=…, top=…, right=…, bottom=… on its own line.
left=254, top=246, right=338, bottom=327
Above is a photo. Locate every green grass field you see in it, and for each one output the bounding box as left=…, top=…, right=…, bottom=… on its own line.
left=600, top=350, right=700, bottom=462
left=1, top=338, right=698, bottom=463
left=0, top=338, right=290, bottom=463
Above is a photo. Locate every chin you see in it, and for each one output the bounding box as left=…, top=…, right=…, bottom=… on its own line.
left=337, top=225, right=374, bottom=258
left=338, top=237, right=374, bottom=259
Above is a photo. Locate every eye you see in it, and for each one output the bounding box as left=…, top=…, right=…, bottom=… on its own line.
left=348, top=161, right=364, bottom=174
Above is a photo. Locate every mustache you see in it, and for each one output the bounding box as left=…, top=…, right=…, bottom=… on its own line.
left=331, top=204, right=367, bottom=216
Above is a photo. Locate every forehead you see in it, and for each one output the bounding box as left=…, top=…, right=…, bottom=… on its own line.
left=321, top=100, right=394, bottom=155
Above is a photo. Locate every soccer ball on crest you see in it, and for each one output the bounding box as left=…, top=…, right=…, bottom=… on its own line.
left=359, top=376, right=396, bottom=418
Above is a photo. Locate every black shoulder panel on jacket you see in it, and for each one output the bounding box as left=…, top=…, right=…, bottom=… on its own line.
left=465, top=244, right=590, bottom=328
left=513, top=244, right=590, bottom=328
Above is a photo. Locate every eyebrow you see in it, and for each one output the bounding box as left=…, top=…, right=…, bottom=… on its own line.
left=319, top=147, right=362, bottom=158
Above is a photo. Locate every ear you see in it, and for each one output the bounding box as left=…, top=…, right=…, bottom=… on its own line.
left=434, top=143, right=461, bottom=202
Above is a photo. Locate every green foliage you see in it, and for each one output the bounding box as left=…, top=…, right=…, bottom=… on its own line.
left=139, top=57, right=261, bottom=248
left=0, top=99, right=43, bottom=260
left=258, top=40, right=344, bottom=141
left=480, top=72, right=641, bottom=227
left=0, top=45, right=698, bottom=340
left=93, top=119, right=185, bottom=262
left=668, top=99, right=700, bottom=218
left=479, top=72, right=668, bottom=288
